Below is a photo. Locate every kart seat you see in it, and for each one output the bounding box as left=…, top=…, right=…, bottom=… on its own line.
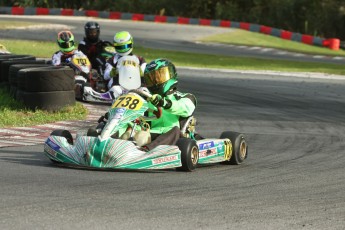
left=180, top=116, right=196, bottom=138
left=180, top=116, right=204, bottom=140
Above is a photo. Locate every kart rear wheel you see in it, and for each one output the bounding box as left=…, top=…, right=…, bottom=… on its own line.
left=50, top=129, right=73, bottom=145
left=220, top=131, right=248, bottom=165
left=176, top=138, right=199, bottom=172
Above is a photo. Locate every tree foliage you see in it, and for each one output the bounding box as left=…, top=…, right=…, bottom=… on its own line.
left=3, top=0, right=345, bottom=39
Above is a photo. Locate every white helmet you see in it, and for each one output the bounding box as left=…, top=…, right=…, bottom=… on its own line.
left=113, top=31, right=133, bottom=56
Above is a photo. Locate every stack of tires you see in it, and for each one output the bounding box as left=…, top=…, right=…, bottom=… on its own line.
left=0, top=54, right=76, bottom=111
left=0, top=54, right=36, bottom=84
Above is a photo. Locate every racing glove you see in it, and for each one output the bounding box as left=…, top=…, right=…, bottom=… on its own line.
left=110, top=68, right=118, bottom=78
left=65, top=57, right=72, bottom=65
left=150, top=94, right=172, bottom=109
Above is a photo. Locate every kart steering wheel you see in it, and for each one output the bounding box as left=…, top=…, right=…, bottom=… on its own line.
left=129, top=89, right=162, bottom=119
left=129, top=88, right=152, bottom=99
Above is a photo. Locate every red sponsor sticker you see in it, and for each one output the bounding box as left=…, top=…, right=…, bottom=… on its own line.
left=152, top=155, right=178, bottom=164
left=199, top=148, right=217, bottom=158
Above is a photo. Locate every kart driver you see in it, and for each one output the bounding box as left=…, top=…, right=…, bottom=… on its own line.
left=141, top=58, right=197, bottom=151
left=103, top=31, right=147, bottom=99
left=78, top=21, right=113, bottom=72
left=52, top=30, right=86, bottom=66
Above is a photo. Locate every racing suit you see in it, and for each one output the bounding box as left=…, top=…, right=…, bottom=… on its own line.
left=144, top=90, right=197, bottom=150
left=103, top=53, right=147, bottom=99
left=78, top=38, right=112, bottom=71
left=51, top=50, right=85, bottom=66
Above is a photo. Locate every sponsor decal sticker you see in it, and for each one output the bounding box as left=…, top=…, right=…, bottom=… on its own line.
left=45, top=139, right=60, bottom=151
left=199, top=148, right=217, bottom=158
left=152, top=155, right=178, bottom=164
left=44, top=144, right=57, bottom=157
left=217, top=143, right=224, bottom=151
left=198, top=141, right=215, bottom=150
left=116, top=108, right=126, bottom=113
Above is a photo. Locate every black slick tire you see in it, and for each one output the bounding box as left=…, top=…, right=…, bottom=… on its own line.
left=176, top=138, right=199, bottom=172
left=220, top=131, right=248, bottom=165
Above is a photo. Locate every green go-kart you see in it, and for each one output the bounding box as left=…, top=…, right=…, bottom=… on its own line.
left=43, top=89, right=248, bottom=171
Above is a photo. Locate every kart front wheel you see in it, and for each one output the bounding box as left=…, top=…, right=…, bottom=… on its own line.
left=87, top=127, right=98, bottom=137
left=50, top=129, right=73, bottom=145
left=176, top=138, right=199, bottom=172
left=220, top=131, right=248, bottom=165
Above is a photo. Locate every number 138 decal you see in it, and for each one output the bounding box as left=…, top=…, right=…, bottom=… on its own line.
left=112, top=95, right=143, bottom=110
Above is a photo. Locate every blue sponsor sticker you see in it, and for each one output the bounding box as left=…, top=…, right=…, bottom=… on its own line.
left=198, top=141, right=215, bottom=150
left=116, top=108, right=126, bottom=113
left=114, top=108, right=126, bottom=119
left=45, top=139, right=60, bottom=151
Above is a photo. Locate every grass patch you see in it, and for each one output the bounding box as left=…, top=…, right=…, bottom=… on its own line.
left=0, top=39, right=57, bottom=58
left=200, top=29, right=345, bottom=57
left=0, top=85, right=88, bottom=128
left=1, top=38, right=345, bottom=75
left=137, top=47, right=345, bottom=75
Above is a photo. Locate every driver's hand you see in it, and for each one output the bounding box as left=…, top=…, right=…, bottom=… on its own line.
left=150, top=94, right=165, bottom=107
left=110, top=68, right=118, bottom=77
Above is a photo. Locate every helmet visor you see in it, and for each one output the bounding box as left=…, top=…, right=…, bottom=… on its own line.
left=144, top=66, right=173, bottom=87
left=115, top=43, right=132, bottom=53
left=87, top=29, right=98, bottom=39
left=59, top=40, right=75, bottom=49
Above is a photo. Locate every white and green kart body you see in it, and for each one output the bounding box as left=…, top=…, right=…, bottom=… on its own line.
left=43, top=90, right=248, bottom=171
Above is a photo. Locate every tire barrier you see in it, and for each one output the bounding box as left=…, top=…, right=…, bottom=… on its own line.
left=1, top=59, right=46, bottom=82
left=0, top=6, right=340, bottom=50
left=0, top=54, right=34, bottom=60
left=16, top=90, right=75, bottom=111
left=0, top=54, right=76, bottom=111
left=8, top=63, right=50, bottom=98
left=0, top=54, right=36, bottom=82
left=17, top=66, right=74, bottom=92
left=8, top=63, right=50, bottom=87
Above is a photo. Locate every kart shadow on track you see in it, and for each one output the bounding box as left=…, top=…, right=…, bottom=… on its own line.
left=0, top=148, right=57, bottom=168
left=48, top=160, right=175, bottom=173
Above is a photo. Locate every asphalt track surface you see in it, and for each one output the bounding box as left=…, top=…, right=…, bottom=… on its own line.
left=0, top=16, right=345, bottom=229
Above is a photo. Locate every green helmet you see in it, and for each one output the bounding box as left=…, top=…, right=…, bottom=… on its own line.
left=113, top=31, right=133, bottom=56
left=144, top=58, right=178, bottom=95
left=57, top=31, right=75, bottom=54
